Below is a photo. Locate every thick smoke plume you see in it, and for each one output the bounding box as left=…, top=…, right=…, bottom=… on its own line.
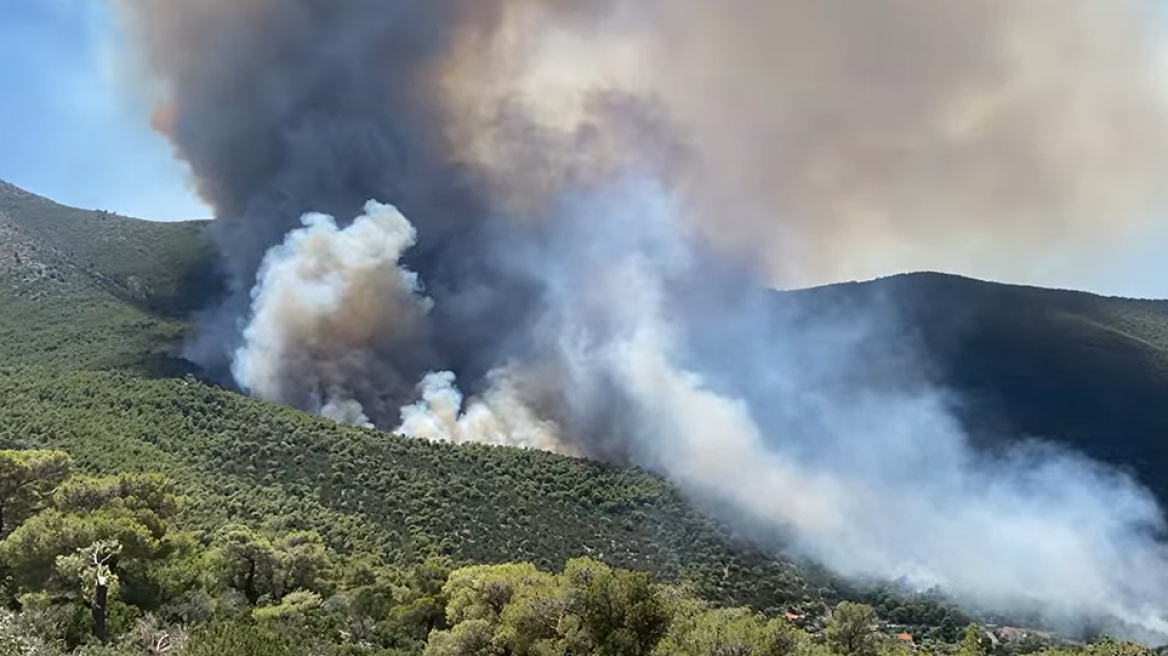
left=233, top=200, right=433, bottom=426
left=114, top=0, right=1168, bottom=640
left=400, top=370, right=571, bottom=454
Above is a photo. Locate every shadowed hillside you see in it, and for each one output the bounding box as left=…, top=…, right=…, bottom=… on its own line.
left=790, top=273, right=1168, bottom=502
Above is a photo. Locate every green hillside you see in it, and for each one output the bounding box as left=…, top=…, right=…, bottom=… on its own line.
left=0, top=180, right=218, bottom=373
left=1, top=182, right=968, bottom=654
left=0, top=179, right=217, bottom=317
left=0, top=180, right=1160, bottom=654
left=0, top=181, right=828, bottom=605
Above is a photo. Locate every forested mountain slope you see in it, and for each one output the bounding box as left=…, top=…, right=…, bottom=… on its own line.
left=789, top=273, right=1168, bottom=502
left=0, top=179, right=830, bottom=618
left=2, top=179, right=1164, bottom=653
left=0, top=180, right=216, bottom=373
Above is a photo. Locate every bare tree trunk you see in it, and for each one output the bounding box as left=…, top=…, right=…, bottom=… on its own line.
left=93, top=579, right=109, bottom=644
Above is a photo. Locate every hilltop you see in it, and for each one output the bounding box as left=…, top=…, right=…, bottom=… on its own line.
left=0, top=180, right=220, bottom=373
left=0, top=179, right=219, bottom=315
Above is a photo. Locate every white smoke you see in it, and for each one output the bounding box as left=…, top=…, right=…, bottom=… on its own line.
left=235, top=181, right=1168, bottom=640
left=623, top=303, right=1168, bottom=635
left=399, top=178, right=1168, bottom=638
left=398, top=369, right=575, bottom=454
left=123, top=0, right=1168, bottom=641
left=233, top=200, right=432, bottom=425
left=320, top=399, right=374, bottom=429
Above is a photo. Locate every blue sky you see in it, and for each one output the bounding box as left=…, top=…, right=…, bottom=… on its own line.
left=1, top=0, right=1166, bottom=296
left=0, top=0, right=207, bottom=220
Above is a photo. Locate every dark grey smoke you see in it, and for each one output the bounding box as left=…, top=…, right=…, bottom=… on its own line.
left=113, top=0, right=1168, bottom=394
left=120, top=0, right=509, bottom=392
left=112, top=0, right=1168, bottom=639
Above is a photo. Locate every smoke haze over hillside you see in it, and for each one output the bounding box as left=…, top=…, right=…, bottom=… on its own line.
left=113, top=0, right=1168, bottom=640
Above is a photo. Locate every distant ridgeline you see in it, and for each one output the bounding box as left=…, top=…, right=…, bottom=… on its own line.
left=783, top=272, right=1168, bottom=503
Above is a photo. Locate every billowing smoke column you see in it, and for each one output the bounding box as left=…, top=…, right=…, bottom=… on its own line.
left=233, top=201, right=432, bottom=427
left=114, top=0, right=1168, bottom=640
